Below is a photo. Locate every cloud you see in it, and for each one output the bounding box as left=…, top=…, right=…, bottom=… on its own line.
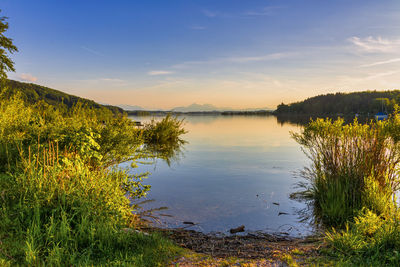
left=202, top=9, right=218, bottom=17
left=202, top=6, right=284, bottom=18
left=81, top=46, right=103, bottom=56
left=172, top=52, right=295, bottom=69
left=147, top=70, right=175, bottom=76
left=100, top=78, right=124, bottom=82
left=244, top=6, right=285, bottom=16
left=227, top=53, right=292, bottom=63
left=74, top=78, right=126, bottom=86
left=361, top=58, right=400, bottom=67
left=366, top=70, right=400, bottom=80
left=18, top=73, right=37, bottom=82
left=348, top=36, right=400, bottom=53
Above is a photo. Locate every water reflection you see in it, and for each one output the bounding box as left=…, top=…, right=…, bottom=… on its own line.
left=276, top=114, right=372, bottom=126
left=126, top=115, right=314, bottom=236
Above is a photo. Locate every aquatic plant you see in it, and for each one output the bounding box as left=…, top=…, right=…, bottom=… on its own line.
left=142, top=114, right=187, bottom=165
left=292, top=114, right=400, bottom=227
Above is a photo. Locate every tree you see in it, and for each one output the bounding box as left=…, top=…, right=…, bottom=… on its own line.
left=0, top=10, right=18, bottom=80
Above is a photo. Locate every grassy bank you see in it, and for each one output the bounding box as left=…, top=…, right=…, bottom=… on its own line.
left=0, top=94, right=185, bottom=265
left=293, top=112, right=400, bottom=265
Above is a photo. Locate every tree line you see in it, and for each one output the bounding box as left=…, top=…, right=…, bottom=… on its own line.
left=275, top=91, right=400, bottom=116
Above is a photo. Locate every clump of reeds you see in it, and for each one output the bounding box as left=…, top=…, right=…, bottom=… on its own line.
left=142, top=114, right=187, bottom=165
left=292, top=115, right=400, bottom=227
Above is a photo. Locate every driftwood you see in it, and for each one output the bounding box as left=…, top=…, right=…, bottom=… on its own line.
left=229, top=225, right=245, bottom=234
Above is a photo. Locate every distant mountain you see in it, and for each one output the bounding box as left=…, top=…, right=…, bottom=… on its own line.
left=171, top=103, right=272, bottom=112
left=172, top=103, right=223, bottom=112
left=1, top=79, right=124, bottom=114
left=117, top=104, right=145, bottom=111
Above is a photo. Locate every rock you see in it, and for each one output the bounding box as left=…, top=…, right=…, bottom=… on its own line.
left=229, top=225, right=245, bottom=234
left=122, top=228, right=149, bottom=235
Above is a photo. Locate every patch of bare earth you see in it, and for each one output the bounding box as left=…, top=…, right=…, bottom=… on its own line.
left=158, top=229, right=322, bottom=266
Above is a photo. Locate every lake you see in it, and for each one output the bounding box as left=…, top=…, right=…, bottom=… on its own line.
left=124, top=115, right=313, bottom=237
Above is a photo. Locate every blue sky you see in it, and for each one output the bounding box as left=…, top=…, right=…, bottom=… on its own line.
left=2, top=0, right=400, bottom=109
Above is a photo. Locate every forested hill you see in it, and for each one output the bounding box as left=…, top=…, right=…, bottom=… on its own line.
left=1, top=79, right=124, bottom=114
left=275, top=90, right=400, bottom=116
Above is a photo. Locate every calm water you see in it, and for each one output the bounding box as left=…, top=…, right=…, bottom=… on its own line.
left=123, top=115, right=313, bottom=237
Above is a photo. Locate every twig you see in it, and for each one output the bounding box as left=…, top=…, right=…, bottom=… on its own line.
left=0, top=240, right=14, bottom=261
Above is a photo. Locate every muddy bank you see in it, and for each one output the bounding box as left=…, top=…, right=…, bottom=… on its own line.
left=148, top=227, right=322, bottom=262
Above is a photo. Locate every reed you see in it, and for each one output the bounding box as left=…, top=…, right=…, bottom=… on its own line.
left=0, top=96, right=184, bottom=265
left=292, top=116, right=400, bottom=227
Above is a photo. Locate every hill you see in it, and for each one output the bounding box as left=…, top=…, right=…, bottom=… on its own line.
left=1, top=79, right=124, bottom=114
left=275, top=90, right=400, bottom=116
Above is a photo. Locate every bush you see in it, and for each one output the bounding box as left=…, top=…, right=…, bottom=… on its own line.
left=142, top=114, right=187, bottom=165
left=325, top=209, right=400, bottom=266
left=292, top=115, right=400, bottom=227
left=0, top=96, right=184, bottom=265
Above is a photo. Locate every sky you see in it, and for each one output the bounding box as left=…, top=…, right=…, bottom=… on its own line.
left=2, top=0, right=400, bottom=109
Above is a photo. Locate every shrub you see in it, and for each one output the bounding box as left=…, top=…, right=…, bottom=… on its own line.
left=325, top=209, right=400, bottom=266
left=292, top=115, right=400, bottom=227
left=0, top=96, right=185, bottom=265
left=142, top=114, right=187, bottom=164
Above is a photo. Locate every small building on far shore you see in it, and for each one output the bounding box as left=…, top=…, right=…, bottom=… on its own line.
left=375, top=112, right=388, bottom=121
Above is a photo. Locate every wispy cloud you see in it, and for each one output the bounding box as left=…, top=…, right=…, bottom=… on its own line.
left=244, top=6, right=285, bottom=16
left=361, top=58, right=400, bottom=67
left=75, top=77, right=126, bottom=85
left=147, top=70, right=175, bottom=76
left=366, top=70, right=400, bottom=80
left=228, top=53, right=292, bottom=63
left=172, top=52, right=295, bottom=69
left=100, top=78, right=124, bottom=82
left=202, top=9, right=218, bottom=18
left=81, top=46, right=103, bottom=56
left=18, top=73, right=37, bottom=82
left=349, top=36, right=400, bottom=53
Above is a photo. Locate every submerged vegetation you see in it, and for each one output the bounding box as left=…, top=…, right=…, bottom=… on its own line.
left=0, top=93, right=185, bottom=265
left=293, top=111, right=400, bottom=265
left=142, top=114, right=187, bottom=165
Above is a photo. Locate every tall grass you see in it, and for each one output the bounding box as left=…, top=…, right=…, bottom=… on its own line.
left=142, top=114, right=187, bottom=165
left=324, top=209, right=400, bottom=266
left=292, top=116, right=400, bottom=227
left=292, top=114, right=400, bottom=264
left=0, top=146, right=181, bottom=265
left=0, top=96, right=185, bottom=265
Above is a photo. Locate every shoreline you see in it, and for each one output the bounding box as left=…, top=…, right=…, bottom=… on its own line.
left=146, top=226, right=323, bottom=266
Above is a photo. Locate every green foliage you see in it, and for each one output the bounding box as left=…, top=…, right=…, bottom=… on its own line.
left=0, top=96, right=185, bottom=265
left=1, top=79, right=124, bottom=114
left=292, top=116, right=400, bottom=227
left=0, top=151, right=181, bottom=266
left=142, top=114, right=187, bottom=165
left=0, top=11, right=18, bottom=80
left=325, top=209, right=400, bottom=266
left=276, top=90, right=400, bottom=116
